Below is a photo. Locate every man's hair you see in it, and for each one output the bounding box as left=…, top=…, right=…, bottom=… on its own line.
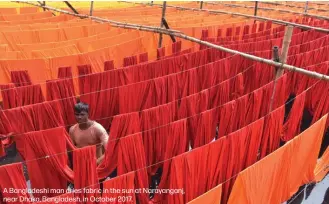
left=74, top=102, right=89, bottom=113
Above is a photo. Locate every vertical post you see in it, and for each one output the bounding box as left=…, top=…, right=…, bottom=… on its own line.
left=254, top=1, right=258, bottom=23
left=43, top=1, right=46, bottom=11
left=200, top=1, right=203, bottom=9
left=304, top=1, right=308, bottom=13
left=90, top=1, right=94, bottom=16
left=151, top=1, right=153, bottom=6
left=254, top=1, right=258, bottom=16
left=158, top=1, right=167, bottom=48
left=269, top=25, right=293, bottom=112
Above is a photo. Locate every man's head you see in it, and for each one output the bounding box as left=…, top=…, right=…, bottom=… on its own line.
left=74, top=102, right=89, bottom=124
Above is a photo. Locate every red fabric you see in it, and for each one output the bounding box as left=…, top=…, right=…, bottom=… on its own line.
left=172, top=41, right=182, bottom=54
left=73, top=146, right=99, bottom=204
left=1, top=107, right=34, bottom=134
left=209, top=79, right=230, bottom=108
left=46, top=79, right=75, bottom=100
left=123, top=55, right=138, bottom=67
left=244, top=118, right=265, bottom=168
left=23, top=101, right=65, bottom=130
left=15, top=128, right=72, bottom=198
left=118, top=134, right=149, bottom=204
left=16, top=84, right=45, bottom=106
left=46, top=79, right=76, bottom=127
left=10, top=70, right=32, bottom=87
left=118, top=80, right=155, bottom=114
left=192, top=108, right=218, bottom=148
left=104, top=60, right=114, bottom=71
left=0, top=163, right=30, bottom=204
left=260, top=106, right=285, bottom=159
left=217, top=29, right=222, bottom=38
left=78, top=64, right=92, bottom=94
left=245, top=87, right=263, bottom=125
left=0, top=83, right=16, bottom=109
left=157, top=47, right=165, bottom=59
left=282, top=92, right=306, bottom=141
left=1, top=100, right=64, bottom=134
left=218, top=101, right=237, bottom=138
left=0, top=141, right=4, bottom=157
left=1, top=84, right=45, bottom=109
left=101, top=172, right=136, bottom=204
left=97, top=113, right=140, bottom=179
left=259, top=22, right=265, bottom=32
left=140, top=102, right=178, bottom=172
left=139, top=52, right=148, bottom=63
left=58, top=66, right=73, bottom=79
left=178, top=90, right=209, bottom=119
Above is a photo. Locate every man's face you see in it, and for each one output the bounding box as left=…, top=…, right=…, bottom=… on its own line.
left=75, top=111, right=89, bottom=124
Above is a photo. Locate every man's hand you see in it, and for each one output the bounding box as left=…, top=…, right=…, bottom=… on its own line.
left=97, top=154, right=105, bottom=166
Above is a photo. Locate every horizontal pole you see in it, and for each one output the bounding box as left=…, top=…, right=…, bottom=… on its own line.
left=119, top=1, right=329, bottom=33
left=14, top=0, right=329, bottom=82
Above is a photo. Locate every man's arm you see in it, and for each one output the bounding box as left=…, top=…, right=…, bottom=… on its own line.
left=95, top=127, right=109, bottom=165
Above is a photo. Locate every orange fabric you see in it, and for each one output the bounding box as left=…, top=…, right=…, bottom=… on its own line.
left=228, top=114, right=328, bottom=204
left=314, top=147, right=329, bottom=182
left=187, top=184, right=222, bottom=204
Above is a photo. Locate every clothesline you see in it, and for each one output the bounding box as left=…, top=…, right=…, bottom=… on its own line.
left=1, top=57, right=252, bottom=140
left=3, top=76, right=320, bottom=167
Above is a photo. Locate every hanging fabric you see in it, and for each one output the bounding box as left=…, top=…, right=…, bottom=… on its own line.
left=15, top=127, right=73, bottom=198
left=10, top=70, right=32, bottom=87
left=139, top=52, right=148, bottom=63
left=104, top=60, right=114, bottom=71
left=57, top=66, right=73, bottom=79
left=73, top=146, right=99, bottom=204
left=123, top=55, right=138, bottom=67
left=0, top=163, right=30, bottom=204
left=102, top=172, right=136, bottom=204
left=78, top=64, right=92, bottom=95
left=97, top=112, right=140, bottom=180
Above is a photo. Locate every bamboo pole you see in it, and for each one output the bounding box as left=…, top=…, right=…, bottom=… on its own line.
left=14, top=1, right=329, bottom=83
left=158, top=1, right=167, bottom=48
left=269, top=25, right=294, bottom=112
left=304, top=1, right=309, bottom=13
left=90, top=1, right=94, bottom=16
left=206, top=2, right=329, bottom=21
left=118, top=1, right=329, bottom=33
left=254, top=1, right=258, bottom=23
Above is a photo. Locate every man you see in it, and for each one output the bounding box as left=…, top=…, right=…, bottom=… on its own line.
left=69, top=102, right=109, bottom=165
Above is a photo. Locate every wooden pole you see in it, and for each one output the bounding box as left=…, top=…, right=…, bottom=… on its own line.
left=15, top=1, right=329, bottom=83
left=90, top=1, right=94, bottom=16
left=158, top=1, right=167, bottom=48
left=269, top=25, right=294, bottom=112
left=200, top=1, right=203, bottom=9
left=43, top=1, right=46, bottom=11
left=254, top=1, right=258, bottom=23
left=118, top=1, right=329, bottom=34
left=254, top=1, right=258, bottom=16
left=205, top=2, right=329, bottom=21
left=304, top=1, right=308, bottom=13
